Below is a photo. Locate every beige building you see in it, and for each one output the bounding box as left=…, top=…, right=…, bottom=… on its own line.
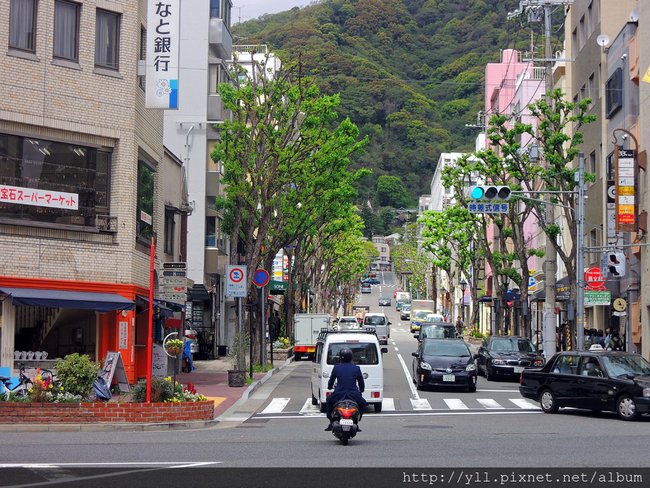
left=0, top=0, right=185, bottom=381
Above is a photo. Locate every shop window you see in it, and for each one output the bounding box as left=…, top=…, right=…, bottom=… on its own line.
left=9, top=0, right=37, bottom=52
left=95, top=9, right=120, bottom=70
left=164, top=209, right=175, bottom=255
left=137, top=159, right=155, bottom=242
left=53, top=0, right=80, bottom=62
left=0, top=133, right=111, bottom=227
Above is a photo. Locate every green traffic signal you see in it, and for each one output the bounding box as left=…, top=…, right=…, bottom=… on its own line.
left=469, top=185, right=511, bottom=201
left=470, top=187, right=485, bottom=199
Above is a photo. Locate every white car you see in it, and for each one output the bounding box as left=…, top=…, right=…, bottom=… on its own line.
left=333, top=316, right=360, bottom=330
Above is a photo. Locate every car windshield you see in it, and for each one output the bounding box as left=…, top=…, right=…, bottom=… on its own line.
left=364, top=316, right=386, bottom=325
left=421, top=325, right=456, bottom=339
left=423, top=341, right=470, bottom=357
left=601, top=354, right=650, bottom=378
left=490, top=338, right=536, bottom=353
left=402, top=305, right=411, bottom=311
left=327, top=343, right=379, bottom=365
left=413, top=311, right=430, bottom=320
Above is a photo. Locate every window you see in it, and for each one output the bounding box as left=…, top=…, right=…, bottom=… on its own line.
left=606, top=68, right=623, bottom=118
left=209, top=0, right=220, bottom=17
left=0, top=133, right=111, bottom=227
left=552, top=355, right=579, bottom=375
left=206, top=216, right=216, bottom=246
left=139, top=26, right=146, bottom=89
left=53, top=0, right=80, bottom=61
left=9, top=0, right=37, bottom=52
left=588, top=73, right=595, bottom=102
left=164, top=209, right=175, bottom=255
left=137, top=158, right=155, bottom=241
left=589, top=150, right=597, bottom=174
left=95, top=9, right=120, bottom=70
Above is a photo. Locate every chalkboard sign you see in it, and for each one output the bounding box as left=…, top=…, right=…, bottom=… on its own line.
left=99, top=351, right=130, bottom=392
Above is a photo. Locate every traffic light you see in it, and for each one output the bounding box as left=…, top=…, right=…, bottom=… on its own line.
left=607, top=251, right=626, bottom=277
left=469, top=185, right=512, bottom=201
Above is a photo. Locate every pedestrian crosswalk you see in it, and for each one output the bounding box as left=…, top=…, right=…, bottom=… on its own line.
left=256, top=396, right=540, bottom=416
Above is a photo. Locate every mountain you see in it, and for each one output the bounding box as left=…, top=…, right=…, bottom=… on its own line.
left=233, top=0, right=522, bottom=218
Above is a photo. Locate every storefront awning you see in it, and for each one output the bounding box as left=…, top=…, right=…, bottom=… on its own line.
left=0, top=287, right=135, bottom=312
left=136, top=296, right=183, bottom=317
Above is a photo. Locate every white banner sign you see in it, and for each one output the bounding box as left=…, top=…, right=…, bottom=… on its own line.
left=0, top=184, right=78, bottom=209
left=226, top=265, right=248, bottom=298
left=146, top=0, right=180, bottom=109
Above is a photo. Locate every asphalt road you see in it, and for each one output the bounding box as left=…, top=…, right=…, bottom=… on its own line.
left=2, top=271, right=650, bottom=480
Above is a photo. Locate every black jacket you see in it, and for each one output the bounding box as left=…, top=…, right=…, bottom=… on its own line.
left=327, top=362, right=367, bottom=406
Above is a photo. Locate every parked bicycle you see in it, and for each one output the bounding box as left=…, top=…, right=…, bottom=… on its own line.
left=0, top=363, right=33, bottom=400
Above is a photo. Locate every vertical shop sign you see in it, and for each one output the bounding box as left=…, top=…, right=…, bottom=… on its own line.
left=146, top=0, right=180, bottom=109
left=118, top=320, right=129, bottom=349
left=615, top=149, right=636, bottom=232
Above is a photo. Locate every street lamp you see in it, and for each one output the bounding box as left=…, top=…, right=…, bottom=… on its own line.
left=459, top=279, right=468, bottom=327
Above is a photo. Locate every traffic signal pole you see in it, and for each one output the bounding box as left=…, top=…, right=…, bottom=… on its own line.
left=575, top=154, right=585, bottom=351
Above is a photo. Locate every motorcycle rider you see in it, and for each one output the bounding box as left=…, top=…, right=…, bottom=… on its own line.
left=324, top=347, right=367, bottom=431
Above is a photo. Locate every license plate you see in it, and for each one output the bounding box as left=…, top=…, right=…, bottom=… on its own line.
left=442, top=374, right=455, bottom=382
left=339, top=419, right=353, bottom=426
left=513, top=366, right=524, bottom=373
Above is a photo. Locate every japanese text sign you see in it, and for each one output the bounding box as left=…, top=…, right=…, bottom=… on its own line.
left=146, top=0, right=180, bottom=109
left=0, top=184, right=78, bottom=209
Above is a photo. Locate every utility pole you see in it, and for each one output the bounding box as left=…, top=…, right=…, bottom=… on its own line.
left=575, top=153, right=585, bottom=351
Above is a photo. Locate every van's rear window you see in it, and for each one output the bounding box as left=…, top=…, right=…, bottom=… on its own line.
left=327, top=343, right=379, bottom=365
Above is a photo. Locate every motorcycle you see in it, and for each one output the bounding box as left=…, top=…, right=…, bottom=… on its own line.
left=330, top=399, right=361, bottom=446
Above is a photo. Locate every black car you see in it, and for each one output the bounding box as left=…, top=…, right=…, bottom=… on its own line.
left=476, top=336, right=544, bottom=381
left=411, top=338, right=477, bottom=392
left=519, top=350, right=650, bottom=421
left=378, top=296, right=391, bottom=307
left=413, top=322, right=457, bottom=342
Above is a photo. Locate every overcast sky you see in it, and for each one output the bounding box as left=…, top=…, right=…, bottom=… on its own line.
left=232, top=0, right=317, bottom=24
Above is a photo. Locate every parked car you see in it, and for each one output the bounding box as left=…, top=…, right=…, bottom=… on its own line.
left=519, top=350, right=650, bottom=421
left=378, top=296, right=391, bottom=307
left=361, top=283, right=372, bottom=294
left=400, top=304, right=411, bottom=320
left=476, top=336, right=544, bottom=381
left=414, top=322, right=457, bottom=342
left=411, top=338, right=477, bottom=392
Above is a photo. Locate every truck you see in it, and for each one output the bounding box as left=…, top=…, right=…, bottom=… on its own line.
left=352, top=305, right=370, bottom=324
left=293, top=313, right=331, bottom=361
left=409, top=299, right=436, bottom=333
left=395, top=291, right=411, bottom=311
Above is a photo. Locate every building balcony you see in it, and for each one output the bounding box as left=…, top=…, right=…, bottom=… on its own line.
left=208, top=18, right=232, bottom=60
left=206, top=170, right=221, bottom=197
left=207, top=94, right=231, bottom=123
left=205, top=245, right=229, bottom=274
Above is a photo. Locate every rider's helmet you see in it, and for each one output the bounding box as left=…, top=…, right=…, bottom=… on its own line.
left=339, top=348, right=353, bottom=363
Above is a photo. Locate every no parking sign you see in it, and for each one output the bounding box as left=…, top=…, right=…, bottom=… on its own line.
left=226, top=265, right=247, bottom=297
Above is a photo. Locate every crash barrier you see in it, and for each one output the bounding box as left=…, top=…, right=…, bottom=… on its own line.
left=0, top=400, right=214, bottom=423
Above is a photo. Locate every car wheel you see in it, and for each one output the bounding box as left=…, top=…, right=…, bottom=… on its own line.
left=415, top=376, right=425, bottom=391
left=539, top=388, right=559, bottom=414
left=485, top=365, right=494, bottom=381
left=374, top=402, right=382, bottom=413
left=467, top=377, right=477, bottom=393
left=311, top=391, right=318, bottom=406
left=616, top=394, right=640, bottom=421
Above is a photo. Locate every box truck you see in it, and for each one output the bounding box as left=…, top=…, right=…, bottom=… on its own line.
left=293, top=313, right=330, bottom=361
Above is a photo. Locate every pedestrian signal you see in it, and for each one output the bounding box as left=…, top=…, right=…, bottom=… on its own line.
left=469, top=185, right=512, bottom=201
left=607, top=251, right=625, bottom=277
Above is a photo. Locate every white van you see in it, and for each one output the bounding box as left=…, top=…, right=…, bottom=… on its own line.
left=311, top=329, right=387, bottom=413
left=362, top=313, right=390, bottom=345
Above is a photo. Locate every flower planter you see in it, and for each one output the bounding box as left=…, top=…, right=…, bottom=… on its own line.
left=165, top=346, right=183, bottom=357
left=227, top=370, right=247, bottom=387
left=272, top=348, right=292, bottom=361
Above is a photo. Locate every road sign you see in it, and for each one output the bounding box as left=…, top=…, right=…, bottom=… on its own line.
left=584, top=266, right=606, bottom=291
left=226, top=265, right=247, bottom=297
left=468, top=202, right=510, bottom=214
left=253, top=269, right=270, bottom=287
left=584, top=290, right=611, bottom=307
left=160, top=262, right=187, bottom=303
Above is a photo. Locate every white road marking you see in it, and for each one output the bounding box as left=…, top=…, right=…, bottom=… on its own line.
left=299, top=398, right=321, bottom=415
left=382, top=397, right=396, bottom=411
left=0, top=462, right=221, bottom=468
left=394, top=347, right=399, bottom=352
left=476, top=398, right=505, bottom=409
left=444, top=398, right=469, bottom=410
left=396, top=353, right=420, bottom=400
left=261, top=397, right=290, bottom=414
left=254, top=410, right=540, bottom=419
left=410, top=398, right=432, bottom=410
left=509, top=398, right=541, bottom=409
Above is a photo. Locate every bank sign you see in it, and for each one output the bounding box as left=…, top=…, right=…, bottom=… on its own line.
left=146, top=0, right=180, bottom=109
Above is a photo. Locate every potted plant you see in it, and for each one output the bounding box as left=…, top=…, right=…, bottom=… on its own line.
left=165, top=338, right=184, bottom=357
left=227, top=331, right=250, bottom=387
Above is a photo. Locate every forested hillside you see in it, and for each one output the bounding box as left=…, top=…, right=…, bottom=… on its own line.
left=234, top=0, right=524, bottom=232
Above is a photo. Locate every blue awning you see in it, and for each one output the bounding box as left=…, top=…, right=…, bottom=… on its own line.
left=136, top=296, right=181, bottom=318
left=0, top=287, right=135, bottom=312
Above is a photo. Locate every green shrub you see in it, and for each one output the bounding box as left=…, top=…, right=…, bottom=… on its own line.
left=54, top=353, right=100, bottom=400
left=130, top=377, right=175, bottom=403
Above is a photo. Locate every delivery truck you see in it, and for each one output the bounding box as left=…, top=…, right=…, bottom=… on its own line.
left=293, top=313, right=330, bottom=361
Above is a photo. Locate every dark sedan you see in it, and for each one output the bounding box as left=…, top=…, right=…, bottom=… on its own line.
left=476, top=336, right=544, bottom=381
left=520, top=350, right=650, bottom=421
left=411, top=338, right=477, bottom=392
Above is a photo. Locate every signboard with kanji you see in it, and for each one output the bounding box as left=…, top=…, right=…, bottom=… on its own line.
left=468, top=202, right=510, bottom=214
left=146, top=0, right=180, bottom=109
left=584, top=266, right=606, bottom=291
left=226, top=265, right=247, bottom=297
left=160, top=262, right=187, bottom=303
left=0, top=184, right=78, bottom=209
left=584, top=290, right=611, bottom=307
left=615, top=149, right=636, bottom=232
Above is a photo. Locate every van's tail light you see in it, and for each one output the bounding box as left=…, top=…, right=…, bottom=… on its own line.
left=325, top=391, right=331, bottom=397
left=371, top=392, right=380, bottom=398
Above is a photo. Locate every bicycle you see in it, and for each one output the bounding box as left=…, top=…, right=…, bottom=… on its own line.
left=0, top=363, right=33, bottom=400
